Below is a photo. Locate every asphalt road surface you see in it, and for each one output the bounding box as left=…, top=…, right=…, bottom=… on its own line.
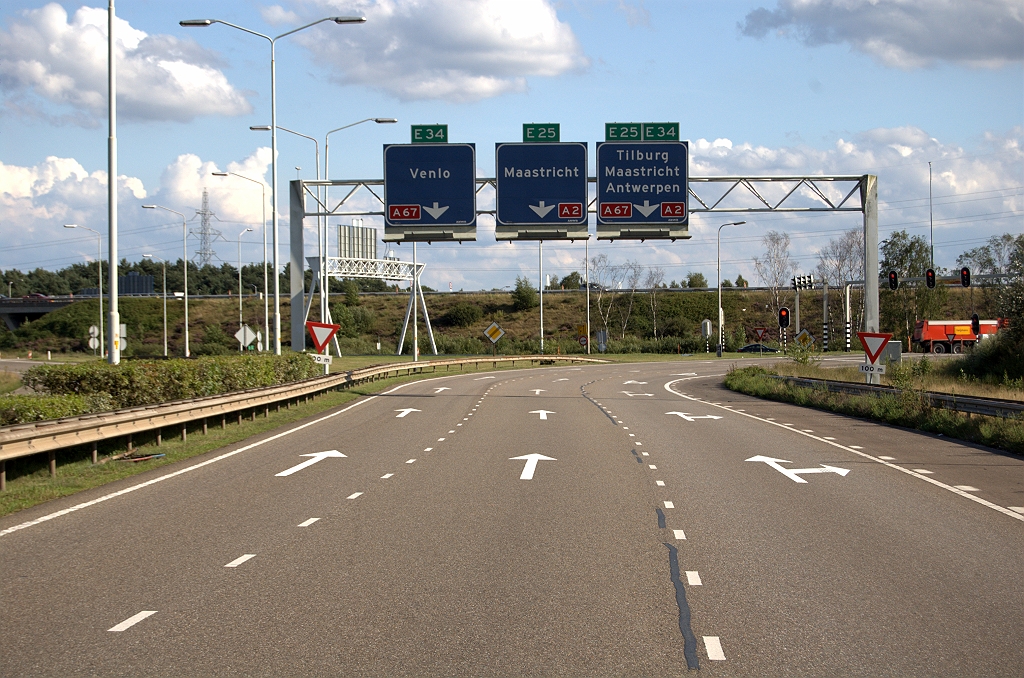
left=2, top=359, right=1022, bottom=676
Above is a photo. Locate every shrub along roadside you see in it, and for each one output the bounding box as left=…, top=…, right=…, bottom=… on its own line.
left=724, top=366, right=1024, bottom=456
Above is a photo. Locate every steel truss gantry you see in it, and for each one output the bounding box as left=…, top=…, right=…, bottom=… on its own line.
left=290, top=175, right=878, bottom=376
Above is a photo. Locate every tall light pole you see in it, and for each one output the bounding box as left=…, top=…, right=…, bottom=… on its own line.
left=63, top=224, right=104, bottom=358
left=717, top=220, right=746, bottom=356
left=107, top=0, right=120, bottom=365
left=928, top=161, right=934, bottom=270
left=181, top=15, right=367, bottom=354
left=213, top=171, right=268, bottom=351
left=142, top=254, right=167, bottom=357
left=142, top=205, right=190, bottom=357
left=237, top=227, right=253, bottom=350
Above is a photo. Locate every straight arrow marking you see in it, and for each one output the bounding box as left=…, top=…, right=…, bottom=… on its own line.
left=745, top=455, right=850, bottom=483
left=530, top=389, right=546, bottom=395
left=666, top=411, right=722, bottom=421
left=529, top=410, right=555, bottom=420
left=394, top=408, right=421, bottom=418
left=275, top=450, right=346, bottom=477
left=509, top=453, right=557, bottom=480
left=433, top=387, right=451, bottom=393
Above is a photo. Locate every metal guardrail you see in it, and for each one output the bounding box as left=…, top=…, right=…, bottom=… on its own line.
left=0, top=355, right=607, bottom=485
left=772, top=376, right=1024, bottom=419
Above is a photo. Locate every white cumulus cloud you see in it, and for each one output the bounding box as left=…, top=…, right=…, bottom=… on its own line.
left=294, top=0, right=589, bottom=102
left=741, top=0, right=1024, bottom=69
left=0, top=3, right=252, bottom=124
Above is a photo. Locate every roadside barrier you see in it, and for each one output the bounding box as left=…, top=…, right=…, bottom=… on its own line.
left=0, top=355, right=607, bottom=490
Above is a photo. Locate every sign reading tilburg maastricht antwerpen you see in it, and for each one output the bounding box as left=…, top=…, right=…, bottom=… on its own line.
left=596, top=139, right=689, bottom=240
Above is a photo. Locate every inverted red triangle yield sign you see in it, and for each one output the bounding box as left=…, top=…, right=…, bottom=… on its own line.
left=857, top=332, right=892, bottom=364
left=754, top=327, right=768, bottom=341
left=306, top=321, right=340, bottom=353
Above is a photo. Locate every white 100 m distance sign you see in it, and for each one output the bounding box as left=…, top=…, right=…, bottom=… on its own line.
left=596, top=140, right=689, bottom=241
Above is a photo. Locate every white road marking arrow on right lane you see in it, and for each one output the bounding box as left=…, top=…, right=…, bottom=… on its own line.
left=275, top=450, right=346, bottom=477
left=509, top=453, right=557, bottom=480
left=394, top=408, right=421, bottom=418
left=666, top=411, right=722, bottom=421
left=745, top=455, right=850, bottom=483
left=433, top=387, right=450, bottom=393
left=530, top=389, right=546, bottom=395
left=621, top=391, right=654, bottom=397
left=529, top=410, right=555, bottom=420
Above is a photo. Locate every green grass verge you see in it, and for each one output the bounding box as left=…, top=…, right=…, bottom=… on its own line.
left=724, top=366, right=1024, bottom=456
left=0, top=372, right=21, bottom=395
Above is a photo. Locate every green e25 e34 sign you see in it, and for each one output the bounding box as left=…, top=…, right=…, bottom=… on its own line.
left=411, top=124, right=448, bottom=143
left=605, top=122, right=679, bottom=141
left=522, top=123, right=560, bottom=142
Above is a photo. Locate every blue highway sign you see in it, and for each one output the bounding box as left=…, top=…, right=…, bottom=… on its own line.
left=495, top=142, right=588, bottom=240
left=596, top=141, right=689, bottom=240
left=384, top=143, right=476, bottom=242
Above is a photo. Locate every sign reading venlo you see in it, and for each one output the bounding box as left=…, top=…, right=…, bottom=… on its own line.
left=383, top=142, right=476, bottom=242
left=597, top=139, right=689, bottom=240
left=495, top=141, right=588, bottom=241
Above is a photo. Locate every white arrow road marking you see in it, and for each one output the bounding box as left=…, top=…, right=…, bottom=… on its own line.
left=745, top=455, right=850, bottom=483
left=109, top=611, right=157, bottom=632
left=433, top=387, right=451, bottom=393
left=275, top=450, right=346, bottom=477
left=530, top=389, right=546, bottom=395
left=423, top=202, right=449, bottom=219
left=530, top=410, right=555, bottom=420
left=666, top=411, right=722, bottom=421
left=394, top=408, right=421, bottom=418
left=623, top=380, right=648, bottom=384
left=634, top=200, right=660, bottom=217
left=621, top=391, right=654, bottom=397
left=509, top=453, right=557, bottom=480
left=554, top=378, right=569, bottom=382
left=529, top=200, right=556, bottom=217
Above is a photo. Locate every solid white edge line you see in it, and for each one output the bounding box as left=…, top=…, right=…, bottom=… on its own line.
left=225, top=554, right=256, bottom=568
left=664, top=379, right=1024, bottom=523
left=704, top=636, right=726, bottom=661
left=0, top=392, right=394, bottom=538
left=108, top=610, right=157, bottom=632
left=685, top=571, right=702, bottom=586
left=298, top=518, right=319, bottom=527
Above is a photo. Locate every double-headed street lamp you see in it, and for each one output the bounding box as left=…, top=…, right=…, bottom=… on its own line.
left=717, top=220, right=746, bottom=356
left=181, top=14, right=367, bottom=354
left=142, top=205, right=190, bottom=357
left=237, top=227, right=253, bottom=351
left=63, top=224, right=104, bottom=357
left=142, top=254, right=168, bottom=357
left=213, top=172, right=268, bottom=351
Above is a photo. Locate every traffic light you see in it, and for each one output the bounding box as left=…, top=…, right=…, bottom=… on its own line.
left=778, top=307, right=790, bottom=329
left=925, top=268, right=936, bottom=289
left=960, top=266, right=971, bottom=287
left=888, top=271, right=899, bottom=290
left=971, top=313, right=980, bottom=336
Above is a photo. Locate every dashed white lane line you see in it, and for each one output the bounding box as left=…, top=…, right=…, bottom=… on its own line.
left=914, top=469, right=934, bottom=474
left=424, top=447, right=433, bottom=452
left=641, top=451, right=649, bottom=456
left=636, top=442, right=643, bottom=446
left=656, top=480, right=665, bottom=486
left=704, top=636, right=726, bottom=661
left=406, top=459, right=416, bottom=464
left=663, top=501, right=675, bottom=509
left=954, top=485, right=980, bottom=492
left=629, top=433, right=635, bottom=437
left=438, top=438, right=445, bottom=441
left=457, top=423, right=463, bottom=426
left=347, top=492, right=363, bottom=499
left=108, top=611, right=157, bottom=632
left=623, top=426, right=629, bottom=429
left=685, top=571, right=702, bottom=586
left=298, top=518, right=319, bottom=527
left=665, top=379, right=1024, bottom=523
left=649, top=465, right=657, bottom=470
left=673, top=529, right=687, bottom=540
left=448, top=430, right=455, bottom=433
left=225, top=554, right=256, bottom=568
left=381, top=473, right=394, bottom=479
left=878, top=455, right=896, bottom=460
left=823, top=436, right=836, bottom=440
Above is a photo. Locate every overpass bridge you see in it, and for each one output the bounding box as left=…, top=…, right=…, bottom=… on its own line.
left=0, top=297, right=76, bottom=331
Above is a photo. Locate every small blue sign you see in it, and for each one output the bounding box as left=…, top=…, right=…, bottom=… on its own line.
left=495, top=142, right=588, bottom=229
left=597, top=141, right=688, bottom=225
left=384, top=144, right=476, bottom=234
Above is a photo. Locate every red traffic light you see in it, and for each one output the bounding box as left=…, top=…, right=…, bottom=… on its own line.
left=960, top=266, right=971, bottom=287
left=925, top=268, right=936, bottom=289
left=778, top=307, right=791, bottom=329
left=888, top=271, right=899, bottom=290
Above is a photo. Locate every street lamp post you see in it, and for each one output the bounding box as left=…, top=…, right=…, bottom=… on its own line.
left=717, top=221, right=746, bottom=356
left=142, top=254, right=167, bottom=357
left=142, top=205, right=190, bottom=357
left=214, top=171, right=268, bottom=351
left=237, top=227, right=253, bottom=351
left=63, top=224, right=104, bottom=357
left=181, top=14, right=367, bottom=355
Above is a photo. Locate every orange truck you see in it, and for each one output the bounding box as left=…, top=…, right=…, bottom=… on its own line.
left=912, top=318, right=1006, bottom=354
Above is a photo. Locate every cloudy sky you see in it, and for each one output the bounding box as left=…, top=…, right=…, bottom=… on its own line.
left=1, top=0, right=1021, bottom=291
